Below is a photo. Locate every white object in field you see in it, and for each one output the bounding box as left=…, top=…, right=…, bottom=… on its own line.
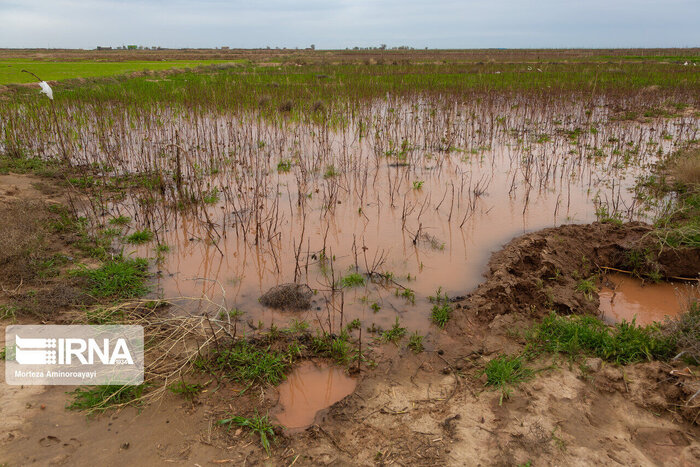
left=684, top=61, right=688, bottom=66
left=38, top=81, right=53, bottom=100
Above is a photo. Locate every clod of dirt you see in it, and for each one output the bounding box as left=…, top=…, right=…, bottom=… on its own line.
left=259, top=283, right=313, bottom=310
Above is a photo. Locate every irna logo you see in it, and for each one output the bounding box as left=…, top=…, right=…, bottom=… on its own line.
left=5, top=325, right=144, bottom=386
left=15, top=335, right=134, bottom=366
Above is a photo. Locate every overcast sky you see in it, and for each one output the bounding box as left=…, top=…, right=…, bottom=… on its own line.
left=0, top=0, right=698, bottom=49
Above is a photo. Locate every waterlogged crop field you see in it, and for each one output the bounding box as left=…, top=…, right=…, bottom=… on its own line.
left=3, top=58, right=698, bottom=330
left=1, top=50, right=700, bottom=465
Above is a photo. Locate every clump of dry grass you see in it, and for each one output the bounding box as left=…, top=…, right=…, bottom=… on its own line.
left=671, top=147, right=700, bottom=187
left=259, top=283, right=313, bottom=310
left=666, top=289, right=700, bottom=364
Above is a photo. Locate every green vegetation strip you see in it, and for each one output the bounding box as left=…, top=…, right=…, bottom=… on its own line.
left=526, top=313, right=674, bottom=364
left=0, top=59, right=244, bottom=85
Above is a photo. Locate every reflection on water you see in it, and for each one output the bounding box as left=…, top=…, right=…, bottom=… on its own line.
left=83, top=99, right=692, bottom=332
left=275, top=361, right=356, bottom=429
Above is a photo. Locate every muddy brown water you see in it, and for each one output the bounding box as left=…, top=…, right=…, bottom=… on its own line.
left=75, top=101, right=691, bottom=332
left=599, top=273, right=692, bottom=325
left=274, top=361, right=356, bottom=429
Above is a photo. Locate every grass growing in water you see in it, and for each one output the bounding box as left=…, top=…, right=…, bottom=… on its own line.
left=217, top=411, right=276, bottom=455
left=431, top=303, right=451, bottom=327
left=72, top=256, right=149, bottom=298
left=429, top=287, right=452, bottom=327
left=125, top=229, right=154, bottom=244
left=381, top=317, right=407, bottom=344
left=339, top=272, right=365, bottom=288
left=108, top=215, right=131, bottom=226
left=526, top=312, right=674, bottom=364
left=408, top=332, right=424, bottom=353
left=482, top=355, right=534, bottom=405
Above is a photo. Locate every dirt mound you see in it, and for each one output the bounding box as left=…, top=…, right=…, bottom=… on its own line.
left=451, top=222, right=698, bottom=328
left=259, top=283, right=314, bottom=310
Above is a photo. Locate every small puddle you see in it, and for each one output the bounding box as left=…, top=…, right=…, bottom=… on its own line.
left=275, top=361, right=356, bottom=429
left=598, top=273, right=684, bottom=325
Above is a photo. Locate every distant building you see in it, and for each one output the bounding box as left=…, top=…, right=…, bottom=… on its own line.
left=127, top=45, right=137, bottom=50
left=96, top=46, right=112, bottom=50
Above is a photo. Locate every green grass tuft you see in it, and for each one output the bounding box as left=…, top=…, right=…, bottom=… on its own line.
left=218, top=411, right=276, bottom=455
left=482, top=354, right=533, bottom=405
left=339, top=272, right=365, bottom=288
left=67, top=384, right=145, bottom=412
left=125, top=229, right=154, bottom=244
left=72, top=256, right=149, bottom=298
left=209, top=340, right=288, bottom=385
left=381, top=317, right=407, bottom=344
left=527, top=312, right=674, bottom=364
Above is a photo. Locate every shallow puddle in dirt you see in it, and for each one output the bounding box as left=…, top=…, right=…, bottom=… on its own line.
left=598, top=273, right=688, bottom=325
left=274, top=361, right=356, bottom=429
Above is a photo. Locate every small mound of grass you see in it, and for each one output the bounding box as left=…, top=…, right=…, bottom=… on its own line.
left=481, top=354, right=533, bottom=405
left=208, top=340, right=288, bottom=385
left=527, top=312, right=674, bottom=364
left=429, top=287, right=452, bottom=327
left=408, top=332, right=424, bottom=353
left=311, top=332, right=352, bottom=364
left=431, top=303, right=451, bottom=327
left=339, top=272, right=365, bottom=288
left=575, top=277, right=597, bottom=300
left=218, top=411, right=276, bottom=455
left=72, top=256, right=149, bottom=298
left=665, top=299, right=700, bottom=364
left=67, top=384, right=145, bottom=412
left=125, top=229, right=154, bottom=244
left=380, top=317, right=406, bottom=344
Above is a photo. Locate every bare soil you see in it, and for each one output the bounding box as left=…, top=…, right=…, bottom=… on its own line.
left=0, top=48, right=698, bottom=64
left=1, top=174, right=699, bottom=466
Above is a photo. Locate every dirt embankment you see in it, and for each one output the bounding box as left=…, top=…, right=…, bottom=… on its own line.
left=451, top=221, right=699, bottom=327
left=2, top=173, right=700, bottom=466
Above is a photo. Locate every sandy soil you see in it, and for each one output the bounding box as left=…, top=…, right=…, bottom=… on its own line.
left=2, top=173, right=699, bottom=466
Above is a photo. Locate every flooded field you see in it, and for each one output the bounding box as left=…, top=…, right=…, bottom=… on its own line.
left=3, top=94, right=696, bottom=332
left=1, top=51, right=699, bottom=466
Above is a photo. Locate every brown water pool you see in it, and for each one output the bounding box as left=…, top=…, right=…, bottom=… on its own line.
left=274, top=361, right=356, bottom=429
left=598, top=273, right=692, bottom=325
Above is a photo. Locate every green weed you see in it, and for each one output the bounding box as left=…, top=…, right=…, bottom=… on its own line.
left=72, top=256, right=149, bottom=298
left=217, top=411, right=276, bottom=455
left=339, top=272, right=365, bottom=288
left=408, top=332, right=424, bottom=353
left=125, top=229, right=154, bottom=244
left=169, top=381, right=204, bottom=400
left=381, top=317, right=407, bottom=344
left=526, top=312, right=674, bottom=364
left=210, top=340, right=288, bottom=385
left=481, top=354, right=533, bottom=405
left=67, top=384, right=146, bottom=412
